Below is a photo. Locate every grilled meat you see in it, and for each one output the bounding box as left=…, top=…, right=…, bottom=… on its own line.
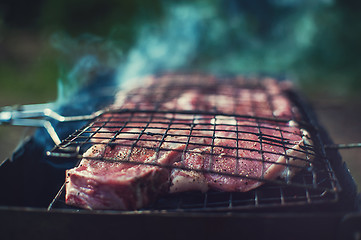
left=66, top=113, right=192, bottom=210
left=65, top=74, right=313, bottom=210
left=170, top=117, right=312, bottom=193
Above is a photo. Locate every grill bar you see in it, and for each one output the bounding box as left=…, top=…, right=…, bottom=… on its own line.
left=299, top=95, right=341, bottom=193
left=325, top=143, right=361, bottom=149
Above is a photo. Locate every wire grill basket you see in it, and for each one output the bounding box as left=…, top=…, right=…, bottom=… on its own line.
left=47, top=74, right=340, bottom=211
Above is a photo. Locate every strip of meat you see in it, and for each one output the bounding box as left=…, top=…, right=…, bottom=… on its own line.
left=65, top=112, right=213, bottom=210
left=65, top=144, right=172, bottom=210
left=65, top=113, right=194, bottom=210
left=112, top=75, right=299, bottom=119
left=170, top=117, right=313, bottom=193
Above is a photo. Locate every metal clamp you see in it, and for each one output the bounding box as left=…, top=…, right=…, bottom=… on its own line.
left=0, top=103, right=105, bottom=145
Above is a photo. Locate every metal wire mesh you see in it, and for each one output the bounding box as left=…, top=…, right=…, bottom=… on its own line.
left=48, top=74, right=340, bottom=211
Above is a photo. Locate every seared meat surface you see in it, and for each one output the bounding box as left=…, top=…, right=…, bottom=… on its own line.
left=65, top=74, right=313, bottom=210
left=66, top=114, right=192, bottom=210
left=170, top=117, right=312, bottom=193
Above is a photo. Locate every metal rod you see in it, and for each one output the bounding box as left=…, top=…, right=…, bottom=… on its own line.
left=325, top=143, right=361, bottom=149
left=43, top=108, right=105, bottom=122
left=1, top=104, right=105, bottom=125
left=0, top=103, right=107, bottom=146
left=43, top=121, right=62, bottom=145
left=47, top=183, right=66, bottom=211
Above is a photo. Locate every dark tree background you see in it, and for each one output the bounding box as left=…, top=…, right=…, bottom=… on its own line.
left=0, top=0, right=360, bottom=104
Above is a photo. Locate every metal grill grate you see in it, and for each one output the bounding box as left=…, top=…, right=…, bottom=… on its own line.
left=47, top=74, right=340, bottom=212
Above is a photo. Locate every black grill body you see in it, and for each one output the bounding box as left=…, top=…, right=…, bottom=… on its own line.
left=0, top=74, right=359, bottom=239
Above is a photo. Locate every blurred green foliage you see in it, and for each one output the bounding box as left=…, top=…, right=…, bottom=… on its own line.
left=0, top=0, right=360, bottom=107
left=0, top=0, right=164, bottom=105
left=296, top=1, right=361, bottom=95
left=39, top=0, right=164, bottom=49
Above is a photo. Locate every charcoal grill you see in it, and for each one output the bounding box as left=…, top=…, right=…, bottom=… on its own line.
left=0, top=73, right=359, bottom=240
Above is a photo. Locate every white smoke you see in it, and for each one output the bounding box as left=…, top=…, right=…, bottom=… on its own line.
left=53, top=0, right=337, bottom=97
left=51, top=32, right=122, bottom=102
left=115, top=0, right=333, bottom=87
left=116, top=2, right=210, bottom=88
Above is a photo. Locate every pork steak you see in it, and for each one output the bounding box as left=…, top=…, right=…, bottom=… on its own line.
left=170, top=117, right=313, bottom=193
left=65, top=74, right=313, bottom=210
left=65, top=113, right=203, bottom=210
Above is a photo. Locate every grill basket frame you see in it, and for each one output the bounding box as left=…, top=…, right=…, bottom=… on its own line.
left=47, top=75, right=344, bottom=212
